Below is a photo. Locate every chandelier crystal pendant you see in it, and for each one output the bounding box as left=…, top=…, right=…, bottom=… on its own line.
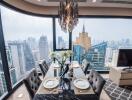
left=58, top=0, right=79, bottom=33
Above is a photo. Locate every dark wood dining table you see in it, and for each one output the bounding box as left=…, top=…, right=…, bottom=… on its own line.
left=33, top=61, right=98, bottom=100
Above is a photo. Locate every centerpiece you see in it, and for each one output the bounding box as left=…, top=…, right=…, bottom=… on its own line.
left=50, top=50, right=73, bottom=78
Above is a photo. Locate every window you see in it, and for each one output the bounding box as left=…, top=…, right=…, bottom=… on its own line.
left=72, top=18, right=132, bottom=71
left=54, top=18, right=70, bottom=50
left=1, top=6, right=53, bottom=86
left=0, top=52, right=7, bottom=97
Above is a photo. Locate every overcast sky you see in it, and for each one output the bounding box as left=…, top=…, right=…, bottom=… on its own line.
left=1, top=6, right=132, bottom=43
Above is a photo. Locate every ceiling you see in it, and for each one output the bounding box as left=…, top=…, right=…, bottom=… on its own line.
left=24, top=0, right=132, bottom=7
left=1, top=0, right=132, bottom=16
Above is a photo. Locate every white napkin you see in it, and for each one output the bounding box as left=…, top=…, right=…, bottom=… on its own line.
left=46, top=80, right=54, bottom=86
left=77, top=80, right=85, bottom=87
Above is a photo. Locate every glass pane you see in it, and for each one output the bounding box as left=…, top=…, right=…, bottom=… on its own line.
left=55, top=18, right=69, bottom=50
left=0, top=52, right=7, bottom=97
left=1, top=6, right=53, bottom=86
left=72, top=18, right=132, bottom=71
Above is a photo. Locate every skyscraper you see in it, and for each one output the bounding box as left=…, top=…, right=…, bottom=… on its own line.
left=0, top=72, right=7, bottom=96
left=73, top=45, right=85, bottom=64
left=39, top=36, right=49, bottom=62
left=8, top=42, right=26, bottom=80
left=23, top=41, right=35, bottom=71
left=9, top=68, right=17, bottom=85
left=58, top=36, right=65, bottom=49
left=26, top=37, right=39, bottom=68
left=74, top=24, right=91, bottom=51
left=6, top=46, right=17, bottom=85
left=0, top=54, right=7, bottom=96
left=86, top=42, right=108, bottom=70
left=7, top=41, right=35, bottom=82
left=27, top=37, right=37, bottom=50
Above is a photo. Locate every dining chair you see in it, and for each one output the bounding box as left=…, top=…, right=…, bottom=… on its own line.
left=39, top=60, right=49, bottom=77
left=42, top=60, right=49, bottom=71
left=82, top=59, right=90, bottom=75
left=23, top=68, right=42, bottom=99
left=88, top=69, right=106, bottom=99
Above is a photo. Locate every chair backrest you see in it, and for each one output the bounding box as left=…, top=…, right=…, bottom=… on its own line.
left=39, top=62, right=46, bottom=77
left=42, top=60, right=48, bottom=72
left=82, top=59, right=90, bottom=74
left=23, top=69, right=42, bottom=99
left=88, top=69, right=106, bottom=97
left=84, top=63, right=90, bottom=75
left=39, top=60, right=49, bottom=77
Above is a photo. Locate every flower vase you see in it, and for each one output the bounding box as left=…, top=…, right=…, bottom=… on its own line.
left=59, top=65, right=65, bottom=78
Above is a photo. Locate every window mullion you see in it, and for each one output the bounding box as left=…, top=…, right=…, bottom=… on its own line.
left=0, top=10, right=12, bottom=92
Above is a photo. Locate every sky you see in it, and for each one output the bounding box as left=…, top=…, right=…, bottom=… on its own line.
left=1, top=6, right=132, bottom=43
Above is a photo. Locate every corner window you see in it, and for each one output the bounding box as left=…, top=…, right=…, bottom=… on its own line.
left=1, top=6, right=53, bottom=86
left=72, top=18, right=132, bottom=71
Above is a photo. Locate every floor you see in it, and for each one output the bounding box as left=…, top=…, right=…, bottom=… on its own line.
left=7, top=84, right=30, bottom=100
left=7, top=74, right=111, bottom=100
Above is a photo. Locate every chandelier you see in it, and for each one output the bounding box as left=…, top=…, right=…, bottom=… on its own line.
left=58, top=0, right=79, bottom=33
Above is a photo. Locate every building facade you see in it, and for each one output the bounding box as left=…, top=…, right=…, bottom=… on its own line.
left=8, top=41, right=35, bottom=81
left=86, top=42, right=108, bottom=70
left=8, top=42, right=26, bottom=80
left=39, top=36, right=49, bottom=62
left=74, top=25, right=91, bottom=51
left=73, top=45, right=85, bottom=64
left=58, top=36, right=65, bottom=49
left=23, top=41, right=35, bottom=71
left=0, top=54, right=7, bottom=96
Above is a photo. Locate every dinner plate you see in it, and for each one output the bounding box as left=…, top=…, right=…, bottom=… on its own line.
left=43, top=78, right=59, bottom=89
left=73, top=78, right=89, bottom=89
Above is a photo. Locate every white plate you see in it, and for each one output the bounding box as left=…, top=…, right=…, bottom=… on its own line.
left=73, top=78, right=89, bottom=89
left=43, top=78, right=59, bottom=89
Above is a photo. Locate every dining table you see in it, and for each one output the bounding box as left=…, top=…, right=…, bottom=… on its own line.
left=33, top=61, right=98, bottom=100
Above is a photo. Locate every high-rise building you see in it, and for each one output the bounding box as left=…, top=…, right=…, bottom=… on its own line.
left=26, top=37, right=39, bottom=68
left=73, top=45, right=85, bottom=64
left=8, top=41, right=35, bottom=80
left=39, top=36, right=49, bottom=62
left=74, top=24, right=91, bottom=51
left=86, top=42, right=108, bottom=70
left=58, top=36, right=65, bottom=49
left=8, top=42, right=26, bottom=80
left=9, top=68, right=17, bottom=85
left=105, top=47, right=114, bottom=66
left=6, top=46, right=17, bottom=85
left=32, top=49, right=40, bottom=67
left=23, top=41, right=35, bottom=71
left=0, top=72, right=7, bottom=96
left=27, top=37, right=37, bottom=50
left=0, top=56, right=7, bottom=96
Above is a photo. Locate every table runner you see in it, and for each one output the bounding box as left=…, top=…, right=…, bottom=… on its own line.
left=33, top=61, right=98, bottom=100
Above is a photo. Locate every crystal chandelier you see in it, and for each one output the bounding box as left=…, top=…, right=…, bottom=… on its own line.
left=58, top=0, right=79, bottom=33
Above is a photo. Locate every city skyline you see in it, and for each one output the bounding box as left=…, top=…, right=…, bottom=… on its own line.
left=1, top=6, right=132, bottom=42
left=1, top=3, right=132, bottom=99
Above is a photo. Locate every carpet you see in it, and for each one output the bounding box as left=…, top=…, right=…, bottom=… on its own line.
left=103, top=79, right=132, bottom=100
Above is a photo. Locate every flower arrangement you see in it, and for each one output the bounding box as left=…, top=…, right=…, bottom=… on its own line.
left=50, top=50, right=73, bottom=77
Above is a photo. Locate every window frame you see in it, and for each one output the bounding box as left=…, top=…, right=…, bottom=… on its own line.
left=0, top=11, right=12, bottom=98
left=1, top=3, right=132, bottom=99
left=53, top=17, right=72, bottom=51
